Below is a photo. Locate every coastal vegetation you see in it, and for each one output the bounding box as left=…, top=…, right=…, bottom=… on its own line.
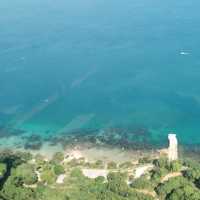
left=0, top=150, right=200, bottom=200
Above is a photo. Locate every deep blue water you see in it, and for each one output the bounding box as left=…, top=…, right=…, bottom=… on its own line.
left=1, top=0, right=200, bottom=146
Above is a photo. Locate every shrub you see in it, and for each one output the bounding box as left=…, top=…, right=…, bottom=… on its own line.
left=107, top=172, right=127, bottom=182
left=0, top=171, right=36, bottom=200
left=168, top=160, right=182, bottom=172
left=129, top=190, right=155, bottom=200
left=41, top=168, right=56, bottom=185
left=16, top=151, right=33, bottom=162
left=67, top=159, right=80, bottom=167
left=0, top=163, right=6, bottom=177
left=155, top=177, right=191, bottom=199
left=94, top=160, right=104, bottom=168
left=194, top=178, right=200, bottom=189
left=166, top=185, right=200, bottom=200
left=83, top=160, right=104, bottom=169
left=107, top=161, right=117, bottom=169
left=131, top=176, right=153, bottom=190
left=70, top=168, right=83, bottom=178
left=51, top=152, right=64, bottom=164
left=53, top=164, right=65, bottom=175
left=151, top=167, right=168, bottom=182
left=0, top=150, right=30, bottom=167
left=183, top=168, right=200, bottom=182
left=129, top=175, right=135, bottom=182
left=153, top=157, right=169, bottom=168
left=77, top=157, right=86, bottom=165
left=95, top=176, right=105, bottom=183
left=107, top=172, right=129, bottom=197
left=183, top=159, right=200, bottom=169
left=119, top=161, right=133, bottom=169
left=35, top=154, right=46, bottom=166
left=15, top=163, right=38, bottom=185
left=139, top=157, right=152, bottom=164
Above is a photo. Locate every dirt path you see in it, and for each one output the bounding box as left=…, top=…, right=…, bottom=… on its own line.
left=161, top=172, right=182, bottom=183
left=135, top=189, right=158, bottom=200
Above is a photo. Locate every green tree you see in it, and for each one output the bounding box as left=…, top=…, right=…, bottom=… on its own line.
left=0, top=150, right=31, bottom=167
left=167, top=185, right=200, bottom=200
left=153, top=157, right=169, bottom=169
left=107, top=162, right=117, bottom=169
left=0, top=168, right=36, bottom=200
left=107, top=172, right=129, bottom=197
left=15, top=163, right=38, bottom=185
left=138, top=157, right=152, bottom=164
left=53, top=164, right=65, bottom=175
left=0, top=163, right=6, bottom=178
left=156, top=177, right=192, bottom=199
left=168, top=160, right=182, bottom=172
left=131, top=176, right=153, bottom=190
left=151, top=167, right=168, bottom=182
left=183, top=168, right=200, bottom=182
left=41, top=168, right=56, bottom=185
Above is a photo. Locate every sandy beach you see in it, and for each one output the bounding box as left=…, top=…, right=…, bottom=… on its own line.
left=0, top=134, right=159, bottom=163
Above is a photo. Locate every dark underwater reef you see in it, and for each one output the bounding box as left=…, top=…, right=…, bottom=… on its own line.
left=1, top=126, right=200, bottom=158
left=46, top=126, right=164, bottom=150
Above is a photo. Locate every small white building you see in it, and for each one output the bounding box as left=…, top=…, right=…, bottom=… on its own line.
left=168, top=134, right=178, bottom=161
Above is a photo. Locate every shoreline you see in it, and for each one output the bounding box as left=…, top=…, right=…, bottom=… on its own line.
left=0, top=130, right=200, bottom=162
left=0, top=134, right=159, bottom=162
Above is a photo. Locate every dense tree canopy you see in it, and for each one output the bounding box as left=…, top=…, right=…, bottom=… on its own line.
left=0, top=151, right=200, bottom=200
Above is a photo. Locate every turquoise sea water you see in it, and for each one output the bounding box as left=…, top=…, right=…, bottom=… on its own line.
left=1, top=0, right=200, bottom=148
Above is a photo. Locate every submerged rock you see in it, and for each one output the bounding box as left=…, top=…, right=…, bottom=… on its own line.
left=24, top=135, right=43, bottom=150
left=0, top=127, right=25, bottom=139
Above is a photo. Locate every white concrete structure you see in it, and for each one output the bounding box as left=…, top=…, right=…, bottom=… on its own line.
left=82, top=169, right=108, bottom=179
left=168, top=134, right=178, bottom=161
left=134, top=164, right=154, bottom=179
left=56, top=174, right=66, bottom=184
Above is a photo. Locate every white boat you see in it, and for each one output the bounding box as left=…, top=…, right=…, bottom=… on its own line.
left=180, top=51, right=190, bottom=55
